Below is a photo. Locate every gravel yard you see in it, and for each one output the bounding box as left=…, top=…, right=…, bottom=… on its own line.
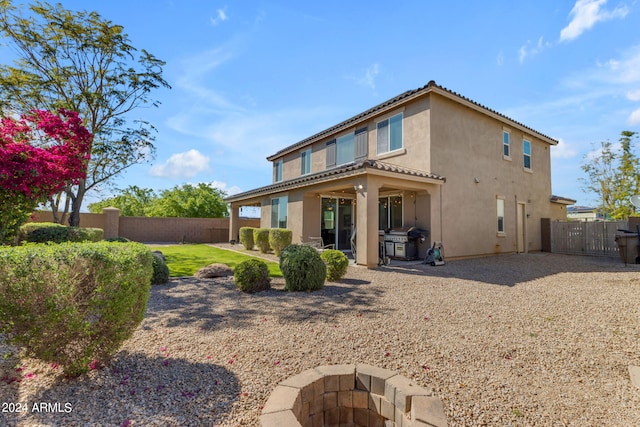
left=1, top=252, right=640, bottom=426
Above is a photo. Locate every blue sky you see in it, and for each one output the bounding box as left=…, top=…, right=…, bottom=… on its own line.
left=8, top=1, right=640, bottom=208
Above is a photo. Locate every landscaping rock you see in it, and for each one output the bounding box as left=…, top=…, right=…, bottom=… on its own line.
left=194, top=263, right=234, bottom=279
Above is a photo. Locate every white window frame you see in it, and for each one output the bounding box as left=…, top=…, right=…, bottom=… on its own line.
left=271, top=196, right=288, bottom=228
left=301, top=148, right=312, bottom=175
left=274, top=159, right=283, bottom=183
left=523, top=139, right=532, bottom=171
left=502, top=129, right=511, bottom=160
left=497, top=197, right=505, bottom=235
left=376, top=112, right=404, bottom=155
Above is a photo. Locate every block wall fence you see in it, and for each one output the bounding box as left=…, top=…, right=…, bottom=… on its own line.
left=30, top=208, right=260, bottom=244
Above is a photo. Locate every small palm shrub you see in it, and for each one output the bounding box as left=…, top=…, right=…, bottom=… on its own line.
left=253, top=228, right=271, bottom=253
left=234, top=258, right=271, bottom=293
left=320, top=249, right=349, bottom=281
left=151, top=253, right=170, bottom=284
left=0, top=242, right=152, bottom=376
left=269, top=228, right=292, bottom=256
left=239, top=227, right=255, bottom=250
left=279, top=244, right=326, bottom=292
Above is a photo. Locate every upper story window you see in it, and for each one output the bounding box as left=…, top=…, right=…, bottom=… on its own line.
left=274, top=159, right=283, bottom=182
left=336, top=132, right=355, bottom=165
left=523, top=139, right=531, bottom=170
left=503, top=130, right=510, bottom=158
left=301, top=149, right=311, bottom=175
left=377, top=113, right=403, bottom=154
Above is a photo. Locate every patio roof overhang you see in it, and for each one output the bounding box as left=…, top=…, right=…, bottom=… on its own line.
left=224, top=159, right=445, bottom=204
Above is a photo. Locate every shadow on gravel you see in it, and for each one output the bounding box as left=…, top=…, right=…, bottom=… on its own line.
left=144, top=276, right=386, bottom=331
left=10, top=351, right=240, bottom=427
left=376, top=252, right=640, bottom=287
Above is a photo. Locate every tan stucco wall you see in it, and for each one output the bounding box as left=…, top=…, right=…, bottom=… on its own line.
left=428, top=94, right=554, bottom=257
left=258, top=90, right=560, bottom=260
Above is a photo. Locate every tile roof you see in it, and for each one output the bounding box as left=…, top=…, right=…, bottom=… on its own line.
left=224, top=159, right=445, bottom=203
left=267, top=80, right=559, bottom=161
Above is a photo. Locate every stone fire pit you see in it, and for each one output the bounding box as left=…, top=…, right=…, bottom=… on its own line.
left=260, top=364, right=447, bottom=427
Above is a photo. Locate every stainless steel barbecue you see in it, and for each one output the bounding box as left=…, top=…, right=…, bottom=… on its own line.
left=383, top=227, right=426, bottom=260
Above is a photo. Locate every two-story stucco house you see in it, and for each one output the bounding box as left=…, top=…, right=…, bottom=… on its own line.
left=225, top=81, right=572, bottom=267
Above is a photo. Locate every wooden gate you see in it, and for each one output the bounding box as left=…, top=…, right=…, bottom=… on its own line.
left=550, top=220, right=627, bottom=257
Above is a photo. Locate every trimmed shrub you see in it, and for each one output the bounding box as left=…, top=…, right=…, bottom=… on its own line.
left=321, top=249, right=349, bottom=281
left=239, top=227, right=255, bottom=250
left=19, top=222, right=103, bottom=243
left=234, top=258, right=271, bottom=293
left=253, top=228, right=271, bottom=253
left=0, top=242, right=153, bottom=376
left=151, top=253, right=170, bottom=285
left=269, top=228, right=292, bottom=256
left=279, top=244, right=326, bottom=292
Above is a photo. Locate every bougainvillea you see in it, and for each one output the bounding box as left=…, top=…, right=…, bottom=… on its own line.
left=0, top=109, right=92, bottom=243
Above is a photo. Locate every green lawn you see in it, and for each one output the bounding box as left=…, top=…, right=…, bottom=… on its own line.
left=147, top=244, right=282, bottom=278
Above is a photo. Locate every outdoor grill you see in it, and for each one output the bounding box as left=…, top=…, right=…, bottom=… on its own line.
left=383, top=227, right=426, bottom=260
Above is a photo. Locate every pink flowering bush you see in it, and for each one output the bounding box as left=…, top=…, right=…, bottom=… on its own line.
left=0, top=109, right=92, bottom=243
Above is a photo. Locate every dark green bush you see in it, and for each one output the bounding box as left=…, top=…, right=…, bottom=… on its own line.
left=253, top=228, right=271, bottom=253
left=239, top=227, right=255, bottom=250
left=269, top=228, right=292, bottom=256
left=104, top=236, right=130, bottom=243
left=151, top=253, right=170, bottom=284
left=320, top=249, right=349, bottom=281
left=279, top=244, right=326, bottom=292
left=0, top=242, right=153, bottom=376
left=19, top=222, right=104, bottom=243
left=233, top=258, right=271, bottom=293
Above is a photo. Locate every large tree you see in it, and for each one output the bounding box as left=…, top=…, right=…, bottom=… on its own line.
left=88, top=183, right=229, bottom=218
left=146, top=183, right=229, bottom=218
left=581, top=131, right=639, bottom=219
left=0, top=0, right=170, bottom=226
left=87, top=185, right=156, bottom=217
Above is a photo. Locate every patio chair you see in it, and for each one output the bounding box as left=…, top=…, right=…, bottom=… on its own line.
left=304, top=236, right=335, bottom=252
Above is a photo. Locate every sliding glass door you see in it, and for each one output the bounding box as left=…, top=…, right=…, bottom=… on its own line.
left=321, top=197, right=354, bottom=251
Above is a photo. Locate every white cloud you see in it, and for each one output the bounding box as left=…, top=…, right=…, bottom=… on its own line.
left=551, top=138, right=578, bottom=159
left=496, top=51, right=504, bottom=67
left=628, top=108, right=640, bottom=125
left=560, top=0, right=629, bottom=42
left=209, top=180, right=242, bottom=196
left=148, top=149, right=211, bottom=178
left=210, top=8, right=228, bottom=26
left=357, top=63, right=380, bottom=90
left=519, top=37, right=551, bottom=64
left=627, top=90, right=640, bottom=101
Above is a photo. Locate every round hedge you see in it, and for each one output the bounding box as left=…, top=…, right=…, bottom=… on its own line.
left=320, top=249, right=349, bottom=281
left=279, top=244, right=326, bottom=292
left=234, top=258, right=271, bottom=293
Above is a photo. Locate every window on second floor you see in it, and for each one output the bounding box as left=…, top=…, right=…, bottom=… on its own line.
left=377, top=113, right=403, bottom=154
left=274, top=159, right=283, bottom=182
left=301, top=149, right=311, bottom=175
left=503, top=130, right=510, bottom=158
left=523, top=139, right=531, bottom=170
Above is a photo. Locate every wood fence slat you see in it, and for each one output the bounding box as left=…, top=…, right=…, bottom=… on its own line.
left=551, top=220, right=627, bottom=257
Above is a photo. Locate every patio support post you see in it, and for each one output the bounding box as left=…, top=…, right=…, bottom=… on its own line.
left=356, top=176, right=380, bottom=268
left=229, top=203, right=240, bottom=243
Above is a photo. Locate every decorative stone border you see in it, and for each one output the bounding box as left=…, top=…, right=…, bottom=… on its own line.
left=260, top=364, right=447, bottom=427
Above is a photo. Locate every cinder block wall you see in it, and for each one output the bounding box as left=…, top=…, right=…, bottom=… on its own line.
left=30, top=211, right=259, bottom=243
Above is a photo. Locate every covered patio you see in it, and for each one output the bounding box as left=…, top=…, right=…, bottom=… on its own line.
left=225, top=160, right=445, bottom=268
